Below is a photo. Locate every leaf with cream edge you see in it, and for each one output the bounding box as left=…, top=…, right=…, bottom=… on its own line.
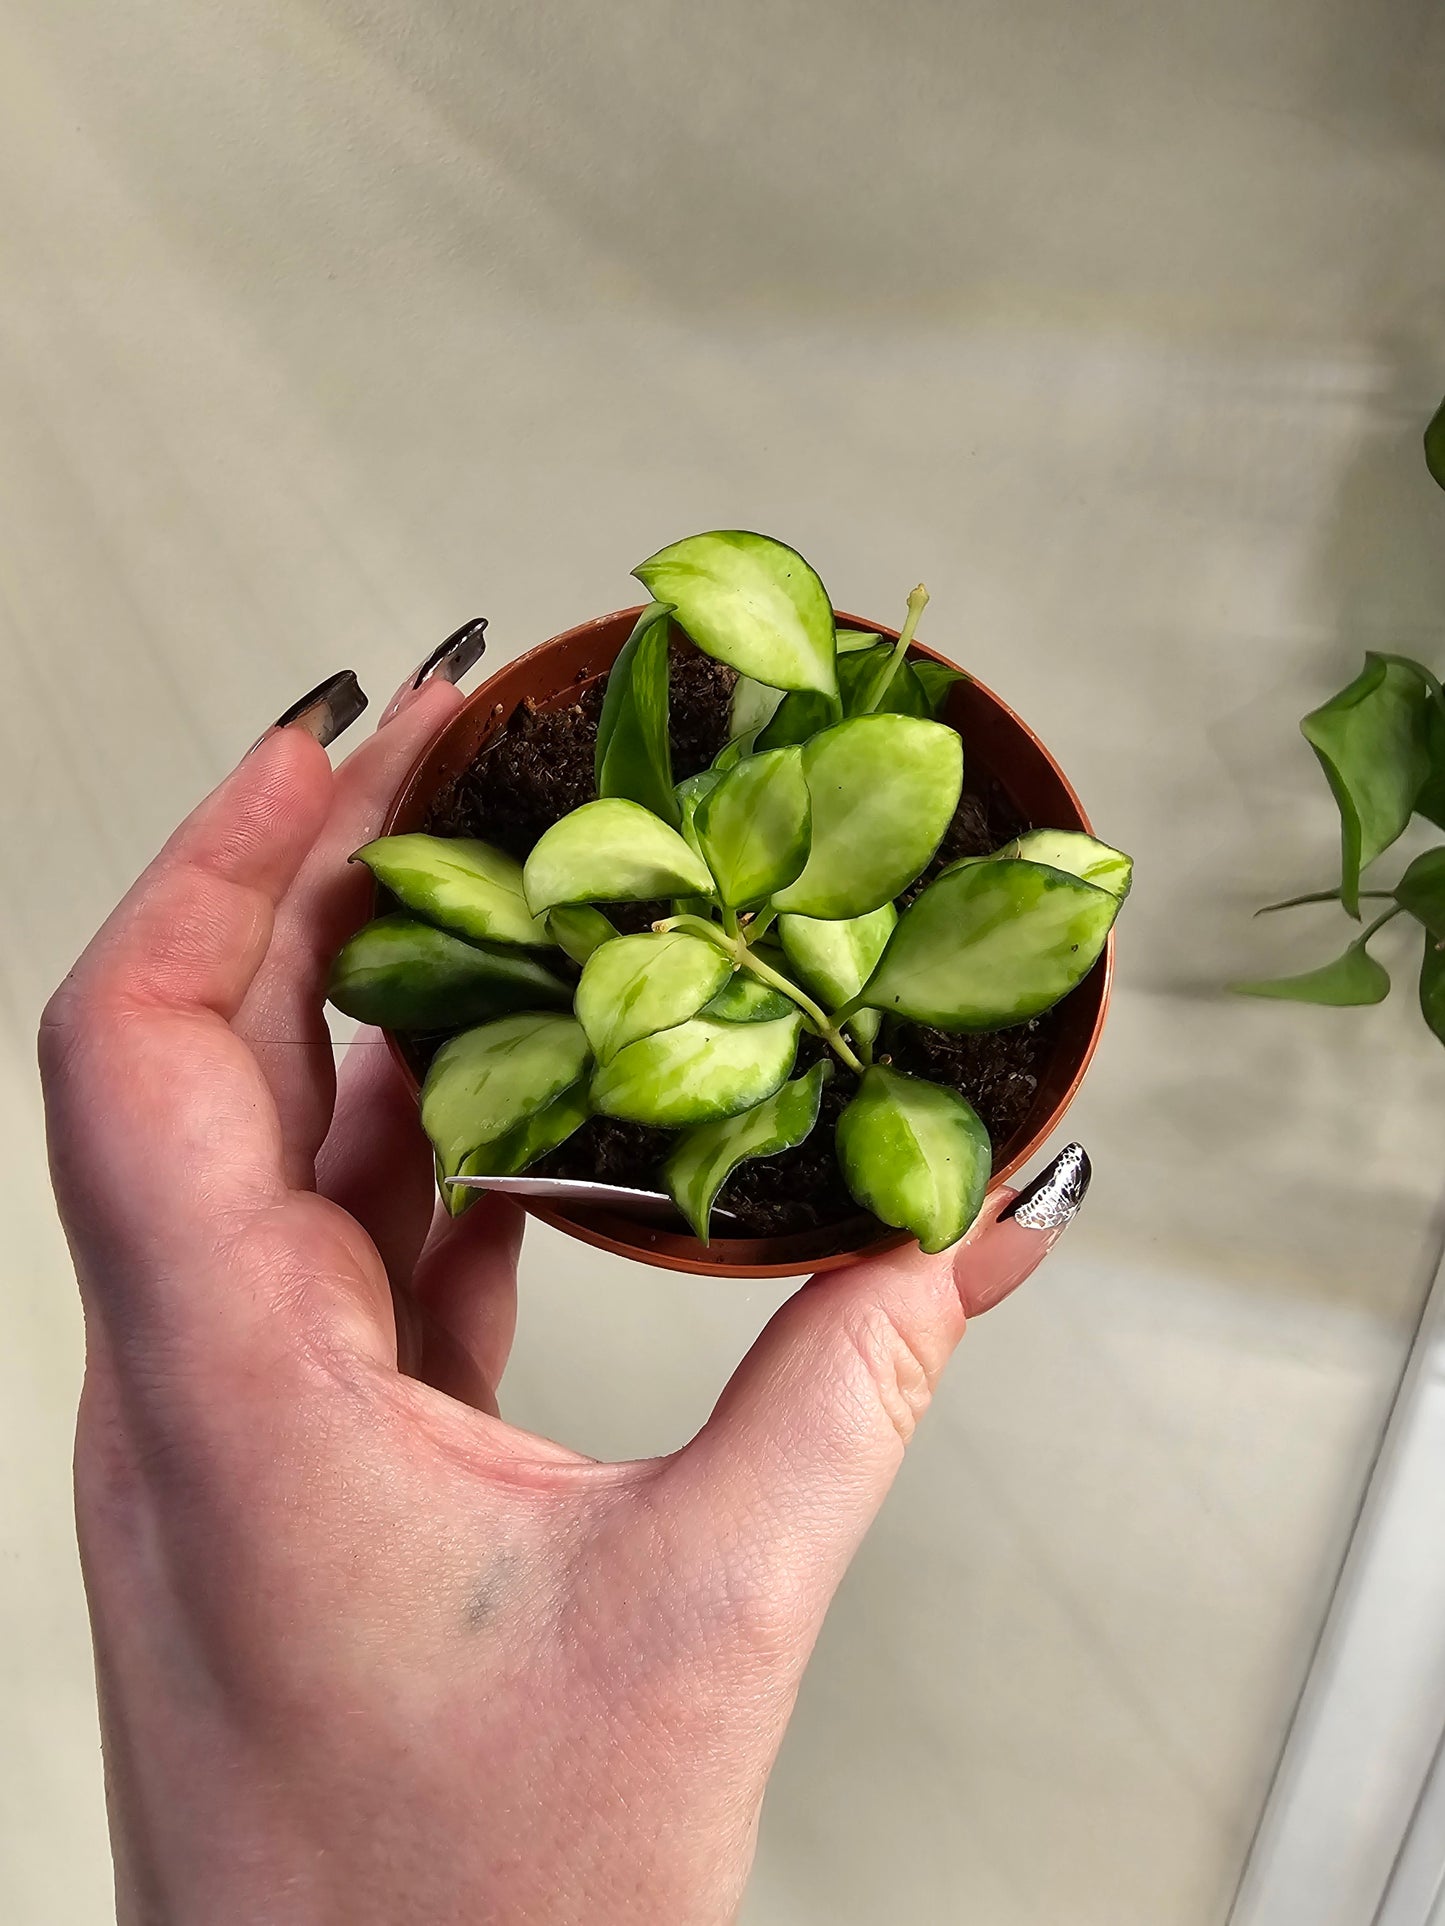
left=779, top=902, right=896, bottom=1049
left=594, top=600, right=678, bottom=824
left=523, top=798, right=714, bottom=915
left=448, top=1083, right=593, bottom=1215
left=694, top=746, right=811, bottom=908
left=353, top=834, right=549, bottom=947
left=853, top=857, right=1118, bottom=1030
left=421, top=1014, right=592, bottom=1207
left=836, top=1066, right=992, bottom=1253
left=327, top=914, right=571, bottom=1030
left=992, top=829, right=1134, bottom=900
left=575, top=931, right=732, bottom=1064
left=771, top=714, right=963, bottom=920
left=664, top=1062, right=831, bottom=1242
left=634, top=530, right=838, bottom=697
left=591, top=1012, right=802, bottom=1127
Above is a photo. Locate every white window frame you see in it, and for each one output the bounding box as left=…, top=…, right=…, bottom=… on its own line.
left=1229, top=1226, right=1445, bottom=1926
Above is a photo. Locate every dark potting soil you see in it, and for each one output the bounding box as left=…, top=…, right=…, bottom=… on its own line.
left=422, top=639, right=1058, bottom=1237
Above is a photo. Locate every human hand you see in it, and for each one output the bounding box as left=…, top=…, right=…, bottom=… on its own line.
left=40, top=649, right=1085, bottom=1925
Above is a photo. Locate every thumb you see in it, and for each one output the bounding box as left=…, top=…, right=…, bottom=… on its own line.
left=658, top=1145, right=1090, bottom=1635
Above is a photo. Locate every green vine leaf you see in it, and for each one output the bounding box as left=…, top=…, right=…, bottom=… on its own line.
left=1420, top=935, right=1445, bottom=1043
left=591, top=1012, right=802, bottom=1127
left=575, top=931, right=732, bottom=1064
left=634, top=530, right=838, bottom=697
left=779, top=904, right=897, bottom=1008
left=913, top=660, right=966, bottom=715
left=421, top=1014, right=593, bottom=1205
left=663, top=1061, right=830, bottom=1242
left=755, top=645, right=931, bottom=751
left=1301, top=655, right=1432, bottom=918
left=1232, top=937, right=1391, bottom=1006
left=836, top=628, right=882, bottom=653
left=730, top=675, right=784, bottom=742
left=695, top=746, right=811, bottom=907
left=836, top=1066, right=992, bottom=1253
left=1394, top=848, right=1445, bottom=941
left=595, top=601, right=678, bottom=825
left=353, top=834, right=550, bottom=947
left=771, top=714, right=963, bottom=920
left=523, top=798, right=714, bottom=915
left=854, top=857, right=1119, bottom=1030
left=327, top=914, right=571, bottom=1030
left=1426, top=395, right=1445, bottom=493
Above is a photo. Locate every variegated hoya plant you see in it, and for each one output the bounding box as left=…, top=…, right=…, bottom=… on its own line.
left=328, top=532, right=1131, bottom=1250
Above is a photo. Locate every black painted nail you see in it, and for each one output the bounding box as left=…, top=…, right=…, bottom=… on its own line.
left=998, top=1143, right=1091, bottom=1230
left=254, top=670, right=368, bottom=753
left=413, top=617, right=488, bottom=691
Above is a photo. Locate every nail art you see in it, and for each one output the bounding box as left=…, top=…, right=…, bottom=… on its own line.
left=999, top=1143, right=1091, bottom=1230
left=257, top=670, right=368, bottom=752
left=412, top=617, right=488, bottom=691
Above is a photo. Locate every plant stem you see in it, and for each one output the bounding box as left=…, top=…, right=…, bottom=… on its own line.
left=721, top=905, right=741, bottom=940
left=1359, top=903, right=1404, bottom=944
left=744, top=906, right=777, bottom=945
left=655, top=913, right=864, bottom=1072
left=864, top=582, right=930, bottom=714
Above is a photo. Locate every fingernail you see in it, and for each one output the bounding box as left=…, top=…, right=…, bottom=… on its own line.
left=252, top=670, right=368, bottom=753
left=414, top=617, right=488, bottom=691
left=380, top=618, right=489, bottom=725
left=998, top=1143, right=1091, bottom=1230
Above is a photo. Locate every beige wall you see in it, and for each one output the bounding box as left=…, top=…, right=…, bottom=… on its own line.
left=3, top=2, right=1444, bottom=1919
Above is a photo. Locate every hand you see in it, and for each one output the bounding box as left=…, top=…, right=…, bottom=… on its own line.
left=40, top=655, right=1083, bottom=1926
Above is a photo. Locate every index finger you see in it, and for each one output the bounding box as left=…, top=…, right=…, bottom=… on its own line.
left=40, top=724, right=336, bottom=1313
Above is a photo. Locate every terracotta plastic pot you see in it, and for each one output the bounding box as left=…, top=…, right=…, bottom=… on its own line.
left=382, top=608, right=1113, bottom=1278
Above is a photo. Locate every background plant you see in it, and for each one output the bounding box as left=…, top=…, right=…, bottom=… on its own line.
left=329, top=531, right=1130, bottom=1249
left=1236, top=399, right=1445, bottom=1041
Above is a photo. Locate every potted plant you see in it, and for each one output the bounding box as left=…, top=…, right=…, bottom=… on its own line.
left=327, top=531, right=1131, bottom=1277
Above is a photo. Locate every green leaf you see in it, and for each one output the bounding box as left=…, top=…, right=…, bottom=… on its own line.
left=674, top=769, right=723, bottom=855
left=730, top=675, right=784, bottom=741
left=634, top=530, right=838, bottom=697
left=353, top=834, right=549, bottom=947
left=1232, top=938, right=1391, bottom=1005
left=1395, top=848, right=1445, bottom=941
left=575, top=931, right=732, bottom=1064
left=663, top=1061, right=831, bottom=1242
left=712, top=732, right=761, bottom=772
left=591, top=1012, right=802, bottom=1127
left=836, top=628, right=882, bottom=653
left=522, top=799, right=714, bottom=915
left=701, top=974, right=796, bottom=1022
left=1426, top=395, right=1445, bottom=493
left=754, top=647, right=929, bottom=750
left=836, top=1066, right=992, bottom=1253
left=913, top=660, right=966, bottom=715
left=755, top=689, right=839, bottom=751
left=327, top=914, right=571, bottom=1030
left=447, top=1082, right=593, bottom=1214
left=695, top=746, right=811, bottom=907
left=1420, top=935, right=1445, bottom=1042
left=547, top=904, right=618, bottom=965
left=771, top=714, right=964, bottom=920
left=840, top=645, right=931, bottom=720
left=595, top=601, right=678, bottom=825
left=1301, top=655, right=1432, bottom=917
left=779, top=904, right=897, bottom=1009
left=993, top=829, right=1133, bottom=900
left=421, top=1014, right=592, bottom=1191
left=855, top=857, right=1119, bottom=1030
left=1416, top=697, right=1445, bottom=831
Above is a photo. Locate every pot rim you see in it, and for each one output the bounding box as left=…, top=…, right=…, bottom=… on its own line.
left=379, top=606, right=1113, bottom=1277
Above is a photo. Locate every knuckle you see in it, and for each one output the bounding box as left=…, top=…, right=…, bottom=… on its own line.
left=843, top=1295, right=949, bottom=1447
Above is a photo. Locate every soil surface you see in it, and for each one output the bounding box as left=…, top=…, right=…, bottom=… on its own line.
left=423, top=638, right=1059, bottom=1236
